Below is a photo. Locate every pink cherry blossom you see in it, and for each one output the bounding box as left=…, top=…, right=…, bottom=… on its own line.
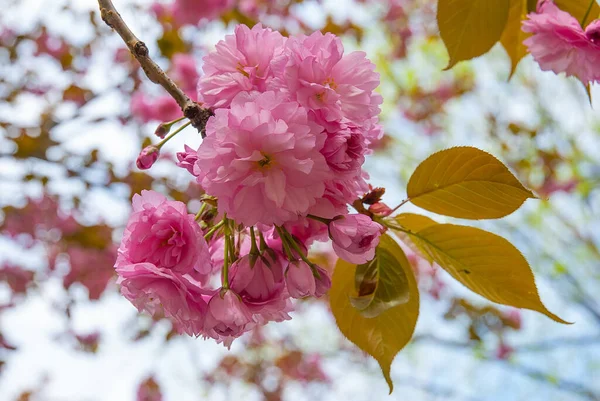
left=117, top=262, right=209, bottom=336
left=314, top=265, right=331, bottom=298
left=116, top=190, right=210, bottom=275
left=522, top=1, right=600, bottom=84
left=65, top=245, right=116, bottom=300
left=229, top=253, right=291, bottom=323
left=321, top=122, right=367, bottom=175
left=285, top=260, right=316, bottom=298
left=176, top=145, right=198, bottom=175
left=130, top=93, right=181, bottom=123
left=136, top=145, right=159, bottom=170
left=172, top=0, right=234, bottom=26
left=194, top=91, right=330, bottom=226
left=329, top=214, right=382, bottom=264
left=198, top=24, right=286, bottom=108
left=171, top=53, right=199, bottom=93
left=271, top=31, right=382, bottom=127
left=204, top=289, right=255, bottom=348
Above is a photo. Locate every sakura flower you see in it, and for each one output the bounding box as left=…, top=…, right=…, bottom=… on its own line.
left=172, top=0, right=234, bottom=26
left=522, top=1, right=600, bottom=84
left=130, top=93, right=181, bottom=123
left=229, top=253, right=291, bottom=323
left=329, top=214, right=382, bottom=264
left=176, top=145, right=198, bottom=175
left=271, top=31, right=382, bottom=127
left=313, top=265, right=332, bottom=298
left=198, top=24, right=286, bottom=108
left=117, top=262, right=209, bottom=336
left=194, top=91, right=330, bottom=226
left=285, top=260, right=316, bottom=298
left=204, top=289, right=255, bottom=347
left=321, top=122, right=368, bottom=175
left=116, top=190, right=211, bottom=275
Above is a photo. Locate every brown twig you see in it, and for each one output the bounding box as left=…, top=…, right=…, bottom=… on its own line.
left=97, top=0, right=212, bottom=136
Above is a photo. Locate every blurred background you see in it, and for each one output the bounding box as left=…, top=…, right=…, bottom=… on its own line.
left=1, top=0, right=600, bottom=400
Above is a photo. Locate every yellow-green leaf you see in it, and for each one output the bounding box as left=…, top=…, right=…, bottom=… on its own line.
left=350, top=239, right=411, bottom=318
left=437, top=0, right=511, bottom=68
left=397, top=223, right=569, bottom=324
left=394, top=213, right=438, bottom=263
left=555, top=0, right=600, bottom=27
left=330, top=234, right=419, bottom=392
left=406, top=146, right=536, bottom=219
left=501, top=0, right=530, bottom=76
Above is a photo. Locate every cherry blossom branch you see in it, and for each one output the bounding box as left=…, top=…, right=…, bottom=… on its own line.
left=97, top=0, right=212, bottom=136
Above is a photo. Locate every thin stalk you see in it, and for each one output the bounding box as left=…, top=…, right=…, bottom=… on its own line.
left=203, top=219, right=225, bottom=240
left=157, top=121, right=191, bottom=148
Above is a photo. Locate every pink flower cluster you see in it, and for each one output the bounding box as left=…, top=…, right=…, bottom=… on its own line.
left=118, top=25, right=386, bottom=346
left=522, top=0, right=600, bottom=84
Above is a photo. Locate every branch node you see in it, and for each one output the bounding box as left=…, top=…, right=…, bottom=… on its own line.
left=133, top=41, right=149, bottom=57
left=184, top=103, right=214, bottom=138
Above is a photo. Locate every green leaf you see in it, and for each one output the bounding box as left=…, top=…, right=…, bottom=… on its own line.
left=406, top=146, right=536, bottom=219
left=330, top=234, right=419, bottom=393
left=501, top=0, right=530, bottom=76
left=437, top=0, right=511, bottom=68
left=350, top=237, right=411, bottom=318
left=554, top=0, right=600, bottom=27
left=393, top=222, right=569, bottom=324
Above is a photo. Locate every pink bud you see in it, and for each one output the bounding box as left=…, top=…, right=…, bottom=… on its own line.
left=136, top=145, right=159, bottom=170
left=368, top=202, right=393, bottom=217
left=329, top=214, right=383, bottom=264
left=314, top=265, right=331, bottom=298
left=285, top=261, right=316, bottom=299
left=204, top=289, right=254, bottom=348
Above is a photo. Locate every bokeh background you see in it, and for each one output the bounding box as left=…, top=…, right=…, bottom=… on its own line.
left=1, top=0, right=600, bottom=400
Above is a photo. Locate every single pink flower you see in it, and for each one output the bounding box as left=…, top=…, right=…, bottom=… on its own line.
left=271, top=31, right=382, bottom=127
left=171, top=53, right=199, bottom=94
left=285, top=260, right=316, bottom=298
left=321, top=122, right=367, bottom=175
left=194, top=91, right=330, bottom=226
left=522, top=1, right=600, bottom=83
left=314, top=265, right=331, bottom=298
left=136, top=145, right=159, bottom=170
left=116, top=190, right=211, bottom=275
left=176, top=144, right=198, bottom=175
left=329, top=214, right=382, bottom=264
left=172, top=0, right=234, bottom=26
left=117, top=262, right=209, bottom=336
left=198, top=24, right=286, bottom=108
left=131, top=93, right=181, bottom=123
left=229, top=253, right=291, bottom=323
left=204, top=289, right=255, bottom=348
left=65, top=245, right=116, bottom=300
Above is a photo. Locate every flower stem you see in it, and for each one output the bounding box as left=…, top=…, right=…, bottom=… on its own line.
left=275, top=226, right=296, bottom=260
left=203, top=219, right=225, bottom=240
left=222, top=218, right=231, bottom=289
left=279, top=227, right=315, bottom=268
left=582, top=0, right=595, bottom=27
left=195, top=202, right=207, bottom=221
left=157, top=121, right=191, bottom=148
left=306, top=214, right=331, bottom=225
left=390, top=198, right=410, bottom=214
left=249, top=226, right=259, bottom=255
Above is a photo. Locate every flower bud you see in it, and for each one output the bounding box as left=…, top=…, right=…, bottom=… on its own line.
left=329, top=214, right=383, bottom=264
left=136, top=145, right=159, bottom=170
left=285, top=260, right=316, bottom=299
left=313, top=265, right=331, bottom=298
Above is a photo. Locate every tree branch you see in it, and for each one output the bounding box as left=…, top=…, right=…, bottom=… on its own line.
left=97, top=0, right=212, bottom=136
